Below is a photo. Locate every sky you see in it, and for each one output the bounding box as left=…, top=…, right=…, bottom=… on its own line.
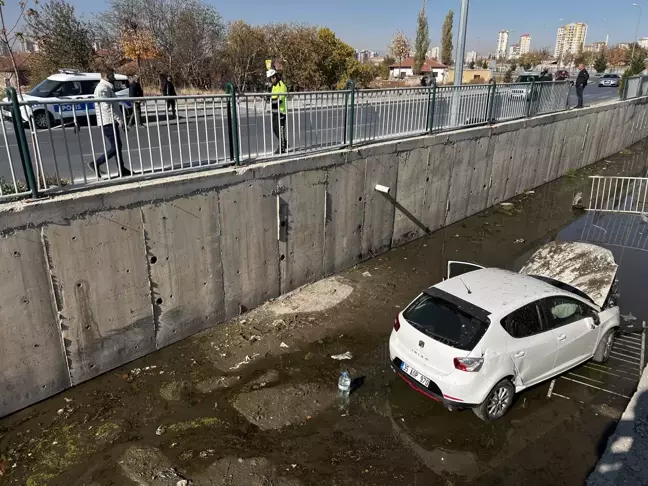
left=3, top=0, right=646, bottom=56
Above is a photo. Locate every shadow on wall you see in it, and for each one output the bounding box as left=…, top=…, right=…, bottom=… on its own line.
left=587, top=379, right=648, bottom=485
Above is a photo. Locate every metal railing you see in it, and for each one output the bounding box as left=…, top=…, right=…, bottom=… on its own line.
left=587, top=176, right=648, bottom=213
left=0, top=80, right=581, bottom=200
left=622, top=75, right=648, bottom=100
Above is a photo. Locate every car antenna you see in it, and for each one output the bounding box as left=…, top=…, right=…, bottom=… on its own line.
left=459, top=277, right=472, bottom=294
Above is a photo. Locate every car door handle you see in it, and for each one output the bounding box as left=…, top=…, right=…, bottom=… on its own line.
left=557, top=334, right=567, bottom=341
left=514, top=351, right=526, bottom=358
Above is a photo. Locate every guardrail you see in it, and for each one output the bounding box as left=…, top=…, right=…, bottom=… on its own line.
left=587, top=175, right=648, bottom=214
left=622, top=75, right=648, bottom=100
left=0, top=80, right=573, bottom=200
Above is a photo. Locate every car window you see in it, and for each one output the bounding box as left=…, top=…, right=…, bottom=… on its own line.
left=541, top=297, right=589, bottom=330
left=403, top=294, right=490, bottom=351
left=81, top=80, right=98, bottom=95
left=27, top=79, right=61, bottom=97
left=114, top=80, right=128, bottom=91
left=60, top=81, right=82, bottom=96
left=502, top=303, right=544, bottom=339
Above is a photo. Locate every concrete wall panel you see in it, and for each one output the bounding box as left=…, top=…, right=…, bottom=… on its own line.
left=466, top=137, right=492, bottom=217
left=0, top=229, right=69, bottom=417
left=43, top=210, right=154, bottom=385
left=445, top=139, right=475, bottom=225
left=392, top=148, right=431, bottom=247
left=323, top=161, right=365, bottom=275
left=279, top=170, right=327, bottom=293
left=488, top=131, right=515, bottom=206
left=142, top=193, right=225, bottom=349
left=220, top=179, right=280, bottom=317
left=422, top=144, right=453, bottom=232
left=361, top=155, right=399, bottom=259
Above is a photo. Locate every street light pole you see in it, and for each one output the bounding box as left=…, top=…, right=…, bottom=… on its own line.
left=454, top=0, right=470, bottom=86
left=632, top=3, right=642, bottom=60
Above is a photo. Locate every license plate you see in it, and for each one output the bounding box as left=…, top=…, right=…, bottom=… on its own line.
left=400, top=362, right=431, bottom=388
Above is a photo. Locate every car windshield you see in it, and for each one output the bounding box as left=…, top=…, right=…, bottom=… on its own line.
left=603, top=74, right=618, bottom=78
left=28, top=79, right=60, bottom=97
left=403, top=294, right=490, bottom=351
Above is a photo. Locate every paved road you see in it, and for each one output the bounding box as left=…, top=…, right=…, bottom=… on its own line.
left=0, top=85, right=610, bottom=189
left=567, top=76, right=621, bottom=107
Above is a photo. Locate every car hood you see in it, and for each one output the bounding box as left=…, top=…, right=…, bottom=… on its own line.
left=519, top=241, right=618, bottom=308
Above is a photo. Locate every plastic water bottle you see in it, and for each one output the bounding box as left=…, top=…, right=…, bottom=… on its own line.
left=338, top=371, right=351, bottom=394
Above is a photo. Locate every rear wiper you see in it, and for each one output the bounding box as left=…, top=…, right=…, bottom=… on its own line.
left=407, top=320, right=458, bottom=346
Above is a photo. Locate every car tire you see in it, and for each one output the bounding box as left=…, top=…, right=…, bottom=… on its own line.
left=473, top=378, right=515, bottom=422
left=32, top=110, right=54, bottom=130
left=592, top=329, right=616, bottom=363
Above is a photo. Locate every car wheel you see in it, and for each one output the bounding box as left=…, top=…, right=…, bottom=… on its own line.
left=32, top=110, right=54, bottom=130
left=473, top=379, right=515, bottom=422
left=592, top=329, right=616, bottom=363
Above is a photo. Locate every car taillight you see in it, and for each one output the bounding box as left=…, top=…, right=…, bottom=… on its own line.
left=393, top=317, right=401, bottom=332
left=453, top=357, right=484, bottom=372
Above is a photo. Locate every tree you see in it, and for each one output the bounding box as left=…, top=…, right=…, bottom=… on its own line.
left=413, top=0, right=429, bottom=75
left=593, top=51, right=608, bottom=73
left=120, top=22, right=160, bottom=78
left=441, top=9, right=453, bottom=66
left=0, top=0, right=37, bottom=91
left=480, top=59, right=488, bottom=69
left=317, top=27, right=354, bottom=89
left=630, top=55, right=645, bottom=75
left=468, top=60, right=475, bottom=69
left=342, top=58, right=377, bottom=88
left=220, top=20, right=268, bottom=91
left=27, top=0, right=94, bottom=82
left=389, top=31, right=411, bottom=78
left=378, top=55, right=395, bottom=79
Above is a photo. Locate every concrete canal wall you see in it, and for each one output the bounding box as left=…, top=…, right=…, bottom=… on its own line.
left=2, top=97, right=648, bottom=417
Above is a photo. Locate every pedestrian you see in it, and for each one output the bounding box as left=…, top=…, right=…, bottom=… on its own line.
left=267, top=68, right=287, bottom=154
left=88, top=67, right=131, bottom=178
left=127, top=75, right=145, bottom=127
left=575, top=63, right=589, bottom=109
left=163, top=75, right=177, bottom=119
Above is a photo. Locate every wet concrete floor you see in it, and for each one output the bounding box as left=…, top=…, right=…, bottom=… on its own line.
left=1, top=142, right=648, bottom=486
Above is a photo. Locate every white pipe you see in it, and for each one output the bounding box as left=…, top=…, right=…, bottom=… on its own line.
left=375, top=184, right=390, bottom=194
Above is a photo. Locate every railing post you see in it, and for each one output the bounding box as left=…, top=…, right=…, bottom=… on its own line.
left=526, top=79, right=536, bottom=118
left=225, top=82, right=240, bottom=165
left=7, top=87, right=38, bottom=198
left=486, top=78, right=496, bottom=124
left=343, top=80, right=356, bottom=148
left=426, top=77, right=437, bottom=132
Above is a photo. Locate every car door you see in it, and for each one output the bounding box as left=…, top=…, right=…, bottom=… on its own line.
left=540, top=296, right=599, bottom=373
left=54, top=81, right=83, bottom=121
left=447, top=261, right=484, bottom=280
left=502, top=302, right=557, bottom=387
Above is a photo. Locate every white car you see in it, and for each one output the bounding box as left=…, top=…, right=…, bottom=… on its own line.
left=2, top=69, right=131, bottom=129
left=389, top=242, right=620, bottom=422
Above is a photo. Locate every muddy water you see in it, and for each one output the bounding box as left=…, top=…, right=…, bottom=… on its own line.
left=1, top=142, right=648, bottom=486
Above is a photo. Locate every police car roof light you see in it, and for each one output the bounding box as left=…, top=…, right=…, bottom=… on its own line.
left=58, top=69, right=82, bottom=75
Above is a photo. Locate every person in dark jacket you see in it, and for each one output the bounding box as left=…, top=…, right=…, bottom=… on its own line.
left=127, top=75, right=144, bottom=127
left=575, top=64, right=589, bottom=108
left=163, top=76, right=177, bottom=119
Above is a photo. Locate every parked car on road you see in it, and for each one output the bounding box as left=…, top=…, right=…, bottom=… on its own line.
left=389, top=241, right=620, bottom=422
left=2, top=69, right=131, bottom=129
left=599, top=74, right=621, bottom=87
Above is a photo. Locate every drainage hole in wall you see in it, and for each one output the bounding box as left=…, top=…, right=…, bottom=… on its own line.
left=166, top=256, right=169, bottom=261
left=13, top=251, right=20, bottom=257
left=280, top=254, right=285, bottom=261
left=280, top=221, right=286, bottom=227
left=76, top=283, right=82, bottom=288
left=169, top=294, right=173, bottom=299
left=89, top=364, right=95, bottom=369
left=358, top=196, right=363, bottom=202
left=156, top=298, right=163, bottom=305
left=72, top=236, right=77, bottom=241
left=150, top=256, right=158, bottom=264
left=34, top=344, right=39, bottom=348
left=426, top=177, right=430, bottom=182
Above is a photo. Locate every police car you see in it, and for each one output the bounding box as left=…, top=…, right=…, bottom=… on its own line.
left=2, top=69, right=132, bottom=129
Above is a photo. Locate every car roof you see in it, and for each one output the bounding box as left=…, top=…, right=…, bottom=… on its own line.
left=46, top=72, right=129, bottom=82
left=433, top=268, right=568, bottom=317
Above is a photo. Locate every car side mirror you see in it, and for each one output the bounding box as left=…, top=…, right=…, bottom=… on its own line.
left=592, top=313, right=601, bottom=326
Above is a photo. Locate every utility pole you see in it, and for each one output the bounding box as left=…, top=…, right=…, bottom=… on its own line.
left=632, top=3, right=642, bottom=60
left=454, top=0, right=470, bottom=86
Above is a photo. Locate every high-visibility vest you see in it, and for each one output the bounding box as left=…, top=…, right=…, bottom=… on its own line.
left=271, top=81, right=287, bottom=115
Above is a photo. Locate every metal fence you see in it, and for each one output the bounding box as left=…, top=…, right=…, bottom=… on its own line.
left=622, top=75, right=648, bottom=100
left=587, top=176, right=648, bottom=213
left=0, top=80, right=575, bottom=201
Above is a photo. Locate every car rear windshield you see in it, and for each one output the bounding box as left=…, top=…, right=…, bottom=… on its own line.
left=403, top=294, right=490, bottom=351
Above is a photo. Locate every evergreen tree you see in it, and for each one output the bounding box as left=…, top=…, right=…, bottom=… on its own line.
left=441, top=9, right=453, bottom=66
left=413, top=0, right=430, bottom=75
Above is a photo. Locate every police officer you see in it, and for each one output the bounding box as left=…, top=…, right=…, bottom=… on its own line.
left=267, top=69, right=287, bottom=154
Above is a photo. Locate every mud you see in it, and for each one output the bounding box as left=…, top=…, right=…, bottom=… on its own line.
left=1, top=141, right=648, bottom=486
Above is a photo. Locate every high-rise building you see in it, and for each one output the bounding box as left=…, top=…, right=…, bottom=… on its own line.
left=427, top=46, right=440, bottom=59
left=496, top=30, right=509, bottom=59
left=639, top=38, right=648, bottom=49
left=507, top=44, right=520, bottom=60
left=0, top=42, right=9, bottom=57
left=554, top=22, right=588, bottom=59
left=519, top=34, right=531, bottom=55
left=20, top=38, right=38, bottom=53
left=583, top=41, right=607, bottom=53
left=465, top=51, right=478, bottom=64
left=616, top=43, right=631, bottom=50
left=355, top=50, right=376, bottom=63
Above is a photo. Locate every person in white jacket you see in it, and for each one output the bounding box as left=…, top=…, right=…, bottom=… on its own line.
left=89, top=68, right=131, bottom=177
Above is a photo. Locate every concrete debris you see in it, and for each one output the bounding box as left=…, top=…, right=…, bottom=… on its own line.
left=177, top=481, right=188, bottom=486
left=514, top=238, right=526, bottom=244
left=500, top=203, right=514, bottom=207
left=572, top=192, right=584, bottom=209
left=331, top=351, right=353, bottom=361
left=156, top=425, right=166, bottom=436
left=641, top=213, right=648, bottom=224
left=229, top=353, right=260, bottom=370
left=621, top=313, right=637, bottom=322
left=196, top=375, right=240, bottom=393
left=362, top=271, right=372, bottom=277
left=280, top=342, right=289, bottom=348
left=64, top=398, right=73, bottom=403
